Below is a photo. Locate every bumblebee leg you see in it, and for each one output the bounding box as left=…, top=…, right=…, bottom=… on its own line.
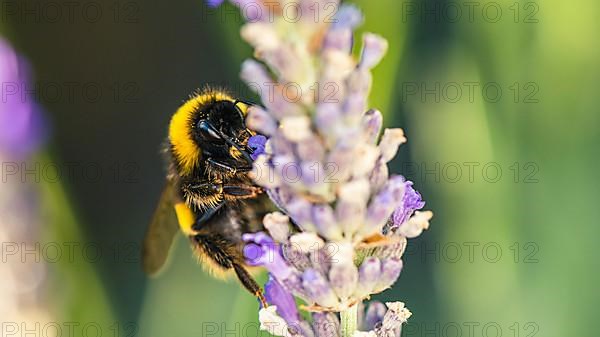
left=233, top=262, right=268, bottom=308
left=189, top=184, right=261, bottom=231
left=183, top=181, right=260, bottom=204
left=193, top=202, right=225, bottom=231
left=191, top=233, right=267, bottom=307
left=181, top=181, right=224, bottom=211
left=208, top=158, right=253, bottom=173
left=182, top=181, right=221, bottom=197
left=222, top=184, right=263, bottom=199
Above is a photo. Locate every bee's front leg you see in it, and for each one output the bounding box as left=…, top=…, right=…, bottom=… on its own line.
left=222, top=184, right=263, bottom=199
left=183, top=181, right=261, bottom=202
left=181, top=181, right=224, bottom=210
left=207, top=158, right=253, bottom=173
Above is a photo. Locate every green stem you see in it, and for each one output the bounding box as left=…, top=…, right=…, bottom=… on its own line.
left=340, top=303, right=359, bottom=337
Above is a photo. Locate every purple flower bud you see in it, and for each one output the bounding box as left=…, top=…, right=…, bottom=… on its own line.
left=268, top=187, right=293, bottom=212
left=265, top=275, right=301, bottom=324
left=359, top=34, right=388, bottom=70
left=326, top=144, right=354, bottom=182
left=262, top=46, right=312, bottom=85
left=391, top=181, right=425, bottom=227
left=328, top=242, right=358, bottom=299
left=369, top=159, right=389, bottom=193
left=364, top=301, right=386, bottom=331
left=296, top=136, right=326, bottom=162
left=335, top=200, right=366, bottom=238
left=272, top=154, right=300, bottom=188
left=323, top=30, right=354, bottom=53
left=362, top=109, right=383, bottom=144
left=309, top=247, right=332, bottom=277
left=252, top=154, right=280, bottom=188
left=332, top=4, right=364, bottom=30
left=363, top=176, right=406, bottom=236
left=281, top=115, right=312, bottom=142
left=247, top=107, right=278, bottom=136
left=354, top=257, right=381, bottom=298
left=300, top=162, right=323, bottom=188
left=315, top=103, right=342, bottom=134
left=346, top=69, right=372, bottom=95
left=248, top=135, right=268, bottom=160
left=313, top=312, right=340, bottom=337
left=365, top=193, right=396, bottom=234
left=264, top=212, right=290, bottom=243
left=302, top=269, right=339, bottom=308
left=343, top=89, right=368, bottom=118
left=338, top=179, right=371, bottom=205
left=283, top=242, right=312, bottom=272
left=264, top=90, right=307, bottom=120
left=312, top=204, right=343, bottom=241
left=270, top=133, right=296, bottom=157
left=243, top=232, right=294, bottom=281
left=329, top=261, right=358, bottom=299
left=241, top=59, right=273, bottom=94
left=373, top=259, right=403, bottom=293
left=291, top=321, right=316, bottom=337
left=285, top=197, right=316, bottom=232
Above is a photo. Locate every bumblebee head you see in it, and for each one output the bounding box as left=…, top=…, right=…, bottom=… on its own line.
left=193, top=100, right=252, bottom=162
left=169, top=91, right=253, bottom=175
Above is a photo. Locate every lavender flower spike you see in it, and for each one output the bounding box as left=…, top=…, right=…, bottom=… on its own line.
left=211, top=1, right=434, bottom=336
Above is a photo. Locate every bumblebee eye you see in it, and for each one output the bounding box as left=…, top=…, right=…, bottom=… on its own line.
left=197, top=120, right=224, bottom=142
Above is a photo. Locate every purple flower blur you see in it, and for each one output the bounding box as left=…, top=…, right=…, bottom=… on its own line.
left=248, top=134, right=267, bottom=160
left=205, top=0, right=225, bottom=7
left=0, top=37, right=46, bottom=158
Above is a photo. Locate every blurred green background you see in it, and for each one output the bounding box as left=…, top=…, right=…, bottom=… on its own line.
left=1, top=0, right=598, bottom=336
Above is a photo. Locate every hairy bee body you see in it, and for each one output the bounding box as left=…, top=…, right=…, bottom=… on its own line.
left=142, top=89, right=271, bottom=304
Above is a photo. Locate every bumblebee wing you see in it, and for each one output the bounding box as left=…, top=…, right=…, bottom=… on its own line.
left=142, top=182, right=180, bottom=276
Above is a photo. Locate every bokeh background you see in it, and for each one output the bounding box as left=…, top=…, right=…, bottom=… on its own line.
left=1, top=0, right=598, bottom=336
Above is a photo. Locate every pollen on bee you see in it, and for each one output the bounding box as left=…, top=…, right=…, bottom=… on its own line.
left=229, top=146, right=243, bottom=160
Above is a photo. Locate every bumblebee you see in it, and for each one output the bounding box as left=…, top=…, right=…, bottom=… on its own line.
left=142, top=88, right=271, bottom=305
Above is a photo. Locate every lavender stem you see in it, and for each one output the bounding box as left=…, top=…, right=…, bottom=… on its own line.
left=340, top=303, right=358, bottom=337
